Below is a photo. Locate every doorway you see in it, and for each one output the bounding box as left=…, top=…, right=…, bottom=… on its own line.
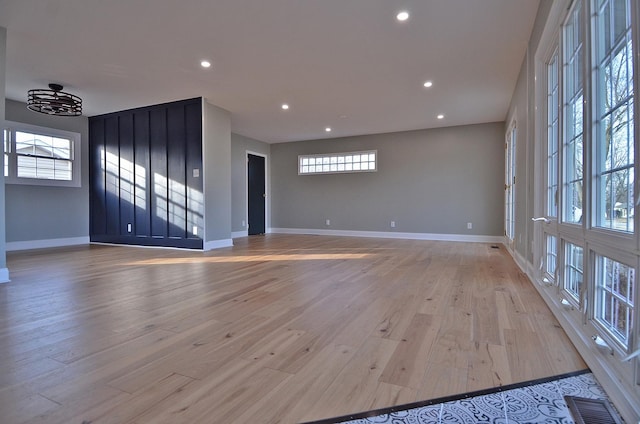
left=247, top=153, right=266, bottom=235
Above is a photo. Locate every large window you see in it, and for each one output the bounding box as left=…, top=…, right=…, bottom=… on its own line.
left=563, top=2, right=584, bottom=224
left=594, top=0, right=634, bottom=232
left=534, top=0, right=640, bottom=414
left=2, top=122, right=81, bottom=187
left=542, top=45, right=560, bottom=287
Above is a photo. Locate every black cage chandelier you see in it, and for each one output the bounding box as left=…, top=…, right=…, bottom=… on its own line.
left=27, top=83, right=82, bottom=117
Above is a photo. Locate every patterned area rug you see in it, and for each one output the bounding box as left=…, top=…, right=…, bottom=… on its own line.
left=306, top=370, right=617, bottom=424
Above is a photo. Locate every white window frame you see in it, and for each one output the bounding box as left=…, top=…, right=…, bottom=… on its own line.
left=547, top=47, right=561, bottom=219
left=537, top=37, right=562, bottom=288
left=562, top=1, right=585, bottom=226
left=591, top=0, right=635, bottom=235
left=544, top=233, right=559, bottom=284
left=3, top=120, right=81, bottom=188
left=505, top=120, right=517, bottom=242
left=591, top=246, right=636, bottom=351
left=563, top=241, right=584, bottom=304
left=298, top=150, right=377, bottom=175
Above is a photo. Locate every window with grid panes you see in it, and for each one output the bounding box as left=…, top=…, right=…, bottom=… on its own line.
left=595, top=254, right=635, bottom=349
left=299, top=151, right=376, bottom=175
left=563, top=1, right=584, bottom=224
left=545, top=234, right=558, bottom=282
left=593, top=0, right=634, bottom=232
left=564, top=242, right=584, bottom=302
left=3, top=122, right=81, bottom=187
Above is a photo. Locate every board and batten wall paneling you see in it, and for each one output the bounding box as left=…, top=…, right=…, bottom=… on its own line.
left=118, top=113, right=135, bottom=237
left=149, top=107, right=168, bottom=239
left=167, top=104, right=187, bottom=239
left=133, top=110, right=151, bottom=237
left=89, top=98, right=203, bottom=249
left=104, top=116, right=120, bottom=236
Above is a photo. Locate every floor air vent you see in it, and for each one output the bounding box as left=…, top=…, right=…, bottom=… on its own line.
left=564, top=396, right=622, bottom=424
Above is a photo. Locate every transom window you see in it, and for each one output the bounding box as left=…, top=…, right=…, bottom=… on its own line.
left=299, top=151, right=376, bottom=175
left=3, top=121, right=81, bottom=187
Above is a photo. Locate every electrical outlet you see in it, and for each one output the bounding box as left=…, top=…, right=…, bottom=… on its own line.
left=193, top=168, right=200, bottom=178
left=192, top=226, right=198, bottom=236
left=390, top=221, right=396, bottom=228
left=326, top=219, right=331, bottom=226
left=127, top=223, right=132, bottom=233
left=242, top=220, right=246, bottom=227
left=467, top=222, right=472, bottom=229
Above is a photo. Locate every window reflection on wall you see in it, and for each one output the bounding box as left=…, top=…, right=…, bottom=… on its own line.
left=101, top=148, right=202, bottom=237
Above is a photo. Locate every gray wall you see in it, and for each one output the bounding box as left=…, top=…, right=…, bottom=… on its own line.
left=271, top=123, right=505, bottom=236
left=0, top=27, right=6, bottom=274
left=231, top=133, right=270, bottom=233
left=5, top=99, right=89, bottom=243
left=202, top=99, right=232, bottom=243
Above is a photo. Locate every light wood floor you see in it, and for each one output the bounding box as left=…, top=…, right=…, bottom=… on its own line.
left=0, top=235, right=586, bottom=424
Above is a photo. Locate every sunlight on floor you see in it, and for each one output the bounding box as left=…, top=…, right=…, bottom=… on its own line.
left=126, top=253, right=375, bottom=265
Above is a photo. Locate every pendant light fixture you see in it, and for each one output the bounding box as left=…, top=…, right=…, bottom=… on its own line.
left=27, top=83, right=82, bottom=116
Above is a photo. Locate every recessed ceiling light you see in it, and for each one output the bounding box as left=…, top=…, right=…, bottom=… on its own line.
left=437, top=114, right=445, bottom=119
left=423, top=81, right=433, bottom=88
left=397, top=11, right=409, bottom=21
left=200, top=60, right=211, bottom=68
left=281, top=104, right=289, bottom=110
left=325, top=127, right=332, bottom=132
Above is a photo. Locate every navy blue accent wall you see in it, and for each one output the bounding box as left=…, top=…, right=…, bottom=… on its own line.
left=89, top=98, right=203, bottom=249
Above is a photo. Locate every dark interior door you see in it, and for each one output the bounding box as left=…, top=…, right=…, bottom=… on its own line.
left=248, top=154, right=266, bottom=235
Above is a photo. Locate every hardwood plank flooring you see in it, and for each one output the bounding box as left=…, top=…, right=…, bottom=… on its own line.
left=0, top=235, right=586, bottom=423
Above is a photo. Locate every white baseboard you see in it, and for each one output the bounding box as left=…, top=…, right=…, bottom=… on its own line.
left=203, top=239, right=234, bottom=251
left=7, top=236, right=90, bottom=252
left=506, top=248, right=640, bottom=423
left=512, top=248, right=533, bottom=276
left=270, top=228, right=503, bottom=244
left=0, top=268, right=9, bottom=283
left=231, top=230, right=248, bottom=238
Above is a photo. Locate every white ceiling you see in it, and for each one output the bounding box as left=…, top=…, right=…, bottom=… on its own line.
left=0, top=0, right=540, bottom=143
